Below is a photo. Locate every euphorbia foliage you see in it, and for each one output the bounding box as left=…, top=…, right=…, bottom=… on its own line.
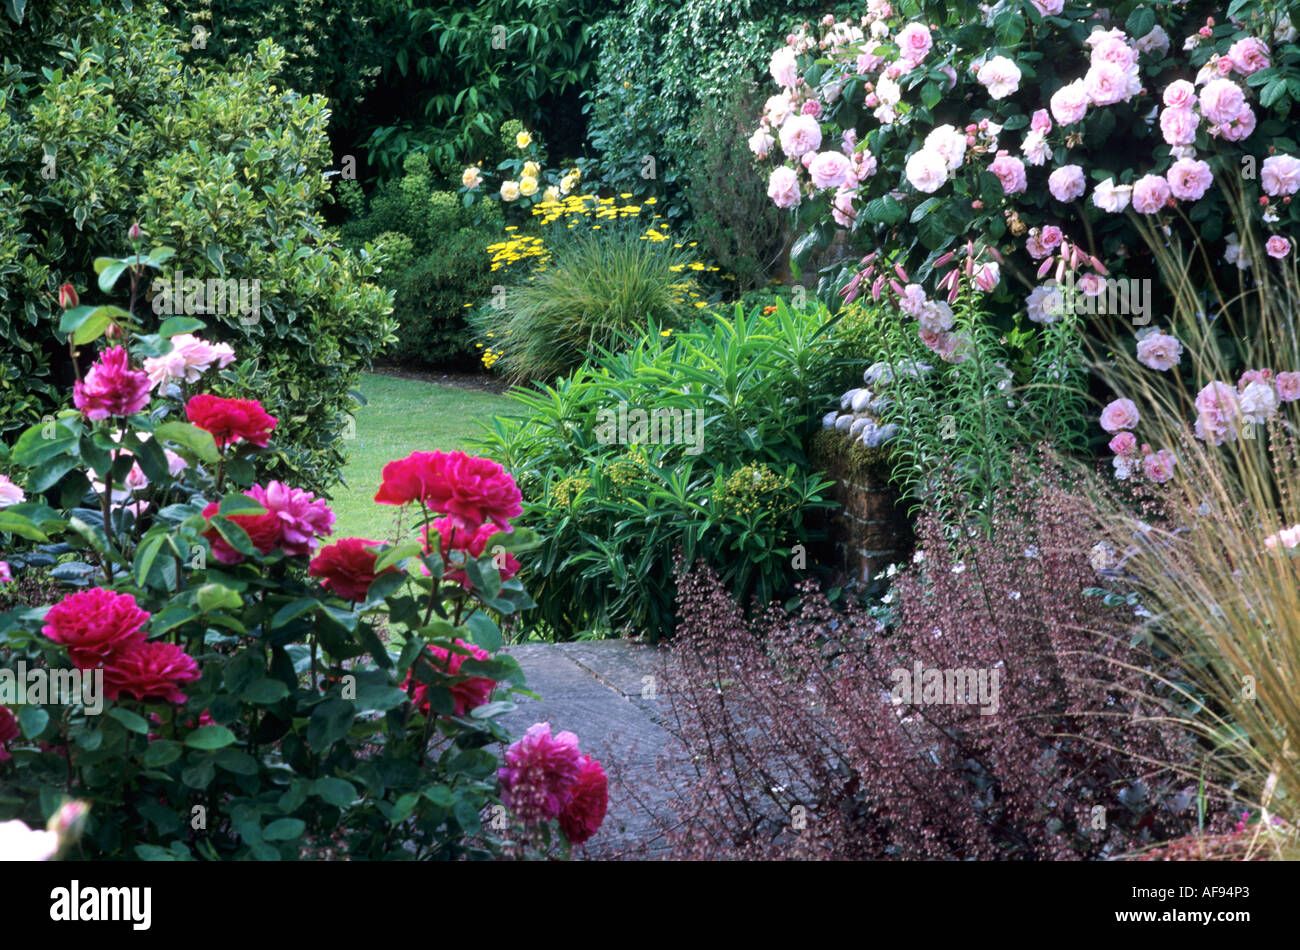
left=0, top=239, right=602, bottom=859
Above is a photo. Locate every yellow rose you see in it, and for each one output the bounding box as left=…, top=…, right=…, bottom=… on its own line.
left=516, top=131, right=532, bottom=149
left=519, top=176, right=539, bottom=197
left=559, top=175, right=574, bottom=195
left=523, top=161, right=541, bottom=178
left=543, top=185, right=560, bottom=203
left=571, top=167, right=582, bottom=180
left=461, top=166, right=482, bottom=189
left=500, top=180, right=521, bottom=202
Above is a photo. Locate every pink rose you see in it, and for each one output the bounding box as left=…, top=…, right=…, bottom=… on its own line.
left=800, top=98, right=822, bottom=118
left=1100, top=397, right=1140, bottom=433
left=988, top=154, right=1027, bottom=194
left=1267, top=235, right=1291, bottom=258
left=1131, top=173, right=1172, bottom=213
left=1275, top=371, right=1300, bottom=401
left=1090, top=36, right=1138, bottom=70
left=897, top=283, right=927, bottom=317
left=1048, top=164, right=1086, bottom=202
left=808, top=150, right=851, bottom=190
left=977, top=55, right=1022, bottom=99
left=1142, top=449, right=1176, bottom=483
left=905, top=149, right=948, bottom=193
left=1166, top=158, right=1214, bottom=201
left=1092, top=178, right=1132, bottom=213
left=1199, top=78, right=1246, bottom=124
left=1135, top=330, right=1182, bottom=370
left=1050, top=79, right=1090, bottom=125
left=770, top=47, right=800, bottom=88
left=1040, top=225, right=1063, bottom=250
left=1162, top=79, right=1196, bottom=108
left=1108, top=431, right=1137, bottom=455
left=831, top=187, right=857, bottom=227
left=1030, top=109, right=1052, bottom=134
left=1031, top=0, right=1064, bottom=15
left=1227, top=36, right=1270, bottom=75
left=1159, top=106, right=1199, bottom=146
left=1261, top=155, right=1300, bottom=196
left=1196, top=381, right=1242, bottom=418
left=896, top=23, right=932, bottom=64
left=767, top=166, right=802, bottom=208
left=748, top=128, right=775, bottom=159
left=779, top=114, right=822, bottom=157
left=1084, top=61, right=1139, bottom=105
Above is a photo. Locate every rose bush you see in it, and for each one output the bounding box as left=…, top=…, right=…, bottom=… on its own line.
left=0, top=245, right=604, bottom=859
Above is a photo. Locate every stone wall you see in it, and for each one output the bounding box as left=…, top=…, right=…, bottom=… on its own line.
left=808, top=431, right=913, bottom=584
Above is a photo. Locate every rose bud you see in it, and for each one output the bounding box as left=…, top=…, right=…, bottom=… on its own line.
left=58, top=283, right=78, bottom=309
left=128, top=221, right=143, bottom=242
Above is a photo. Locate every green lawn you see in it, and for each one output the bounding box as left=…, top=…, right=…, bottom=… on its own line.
left=330, top=373, right=516, bottom=542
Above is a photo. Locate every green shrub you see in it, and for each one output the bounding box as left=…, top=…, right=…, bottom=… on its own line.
left=470, top=227, right=696, bottom=383
left=0, top=1, right=394, bottom=497
left=684, top=80, right=789, bottom=292
left=476, top=299, right=865, bottom=641
left=386, top=227, right=498, bottom=367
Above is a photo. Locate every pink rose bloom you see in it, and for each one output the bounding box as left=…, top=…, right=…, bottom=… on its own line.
left=905, top=149, right=948, bottom=193
left=1166, top=158, right=1214, bottom=201
left=896, top=23, right=932, bottom=64
left=977, top=56, right=1022, bottom=99
left=1142, top=449, right=1176, bottom=483
left=102, top=641, right=200, bottom=705
left=841, top=129, right=858, bottom=154
left=1048, top=164, right=1086, bottom=202
left=1267, top=235, right=1292, bottom=258
left=1136, top=330, right=1183, bottom=370
left=1199, top=78, right=1246, bottom=124
left=940, top=65, right=958, bottom=89
left=857, top=53, right=883, bottom=75
left=918, top=300, right=955, bottom=333
left=898, top=283, right=928, bottom=317
left=0, top=561, right=10, bottom=586
left=498, top=722, right=583, bottom=826
left=1195, top=409, right=1234, bottom=446
left=852, top=149, right=878, bottom=180
left=1039, top=225, right=1063, bottom=250
left=1264, top=525, right=1300, bottom=550
left=0, top=474, right=24, bottom=508
left=1050, top=79, right=1090, bottom=125
left=779, top=114, right=822, bottom=157
left=1213, top=104, right=1256, bottom=142
left=143, top=334, right=236, bottom=388
left=1159, top=106, right=1199, bottom=146
left=1238, top=368, right=1273, bottom=389
left=1131, top=173, right=1173, bottom=213
left=1084, top=61, right=1138, bottom=105
left=831, top=187, right=857, bottom=227
left=1227, top=36, right=1270, bottom=75
left=1032, top=0, right=1064, bottom=15
left=1092, top=178, right=1133, bottom=213
left=1108, top=431, right=1138, bottom=456
left=1162, top=79, right=1196, bottom=108
left=800, top=98, right=822, bottom=118
left=1078, top=273, right=1107, bottom=296
left=1025, top=231, right=1050, bottom=259
left=1100, top=397, right=1140, bottom=433
left=259, top=480, right=336, bottom=558
left=1030, top=109, right=1052, bottom=134
left=748, top=128, right=774, bottom=159
left=1261, top=155, right=1300, bottom=196
left=808, top=150, right=852, bottom=190
left=767, top=166, right=802, bottom=208
left=770, top=47, right=799, bottom=88
left=1021, top=130, right=1051, bottom=166
left=1091, top=36, right=1138, bottom=70
left=73, top=346, right=151, bottom=421
left=988, top=154, right=1027, bottom=194
left=764, top=93, right=793, bottom=125
left=1275, top=371, right=1300, bottom=402
left=1196, top=381, right=1242, bottom=418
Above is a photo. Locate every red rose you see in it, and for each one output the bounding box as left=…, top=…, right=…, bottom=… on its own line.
left=42, top=588, right=149, bottom=669
left=185, top=393, right=277, bottom=448
left=0, top=705, right=19, bottom=762
left=422, top=517, right=520, bottom=589
left=103, top=641, right=200, bottom=704
left=402, top=639, right=495, bottom=717
left=375, top=450, right=522, bottom=532
left=201, top=490, right=281, bottom=564
left=57, top=283, right=78, bottom=309
left=558, top=753, right=608, bottom=846
left=308, top=537, right=396, bottom=602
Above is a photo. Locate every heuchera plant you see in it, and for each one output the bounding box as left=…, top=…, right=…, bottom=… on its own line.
left=0, top=235, right=605, bottom=859
left=756, top=0, right=1300, bottom=480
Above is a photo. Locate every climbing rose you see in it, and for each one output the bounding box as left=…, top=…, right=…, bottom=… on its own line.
left=1267, top=235, right=1292, bottom=258
left=808, top=150, right=852, bottom=190
left=748, top=128, right=774, bottom=159
left=1199, top=78, right=1246, bottom=125
left=403, top=639, right=495, bottom=717
left=988, top=154, right=1027, bottom=194
left=1163, top=79, right=1196, bottom=108
left=977, top=55, right=1021, bottom=99
left=185, top=394, right=277, bottom=448
left=1131, top=174, right=1172, bottom=214
left=1275, top=371, right=1300, bottom=401
left=767, top=166, right=801, bottom=208
left=309, top=538, right=394, bottom=602
left=905, top=149, right=948, bottom=193
left=0, top=819, right=58, bottom=861
left=42, top=588, right=148, bottom=669
left=73, top=347, right=151, bottom=421
left=1159, top=106, right=1199, bottom=145
left=1142, top=449, right=1177, bottom=483
left=769, top=46, right=798, bottom=88
left=1032, top=0, right=1063, bottom=13
left=260, top=481, right=335, bottom=557
left=1048, top=164, right=1086, bottom=202
left=1228, top=36, right=1271, bottom=74
left=102, top=641, right=200, bottom=705
left=1092, top=178, right=1132, bottom=212
left=0, top=474, right=24, bottom=508
left=896, top=22, right=932, bottom=64
left=558, top=754, right=608, bottom=846
left=1099, top=398, right=1140, bottom=433
left=498, top=722, right=583, bottom=826
left=1136, top=331, right=1183, bottom=370
left=1262, top=155, right=1300, bottom=196
left=1108, top=432, right=1138, bottom=456
left=1049, top=79, right=1089, bottom=125
left=142, top=334, right=235, bottom=388
left=779, top=114, right=822, bottom=158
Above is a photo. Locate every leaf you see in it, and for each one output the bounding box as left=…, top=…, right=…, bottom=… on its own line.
left=262, top=818, right=306, bottom=841
left=107, top=707, right=150, bottom=734
left=184, top=725, right=238, bottom=750
left=909, top=197, right=941, bottom=223
left=158, top=316, right=205, bottom=338
left=18, top=705, right=48, bottom=739
left=196, top=583, right=243, bottom=612
left=153, top=421, right=219, bottom=463
left=0, top=510, right=51, bottom=542
left=1125, top=6, right=1156, bottom=38
left=95, top=258, right=129, bottom=293
left=271, top=597, right=318, bottom=629
left=312, top=777, right=357, bottom=808
left=144, top=740, right=184, bottom=767
left=307, top=698, right=356, bottom=749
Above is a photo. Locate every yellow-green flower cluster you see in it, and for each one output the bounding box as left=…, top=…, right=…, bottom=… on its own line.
left=712, top=463, right=797, bottom=520
left=551, top=474, right=591, bottom=508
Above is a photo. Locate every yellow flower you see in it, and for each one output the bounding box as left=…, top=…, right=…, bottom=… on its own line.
left=516, top=130, right=533, bottom=149
left=544, top=185, right=560, bottom=203
left=523, top=161, right=541, bottom=178
left=660, top=329, right=673, bottom=337
left=644, top=197, right=657, bottom=205
left=461, top=166, right=482, bottom=189
left=519, top=176, right=539, bottom=197
left=500, top=180, right=521, bottom=202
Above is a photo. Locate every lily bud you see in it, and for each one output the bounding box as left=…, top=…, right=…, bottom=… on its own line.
left=1037, top=256, right=1055, bottom=279
left=894, top=263, right=908, bottom=282
left=888, top=278, right=905, bottom=296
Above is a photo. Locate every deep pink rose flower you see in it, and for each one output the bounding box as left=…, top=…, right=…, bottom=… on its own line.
left=102, top=641, right=200, bottom=704
left=402, top=639, right=495, bottom=717
left=375, top=450, right=522, bottom=533
left=42, top=588, right=149, bottom=669
left=260, top=480, right=335, bottom=557
left=558, top=754, right=608, bottom=846
left=498, top=722, right=582, bottom=826
left=73, top=346, right=151, bottom=421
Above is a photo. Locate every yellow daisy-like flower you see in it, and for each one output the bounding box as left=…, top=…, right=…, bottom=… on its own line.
left=660, top=329, right=673, bottom=337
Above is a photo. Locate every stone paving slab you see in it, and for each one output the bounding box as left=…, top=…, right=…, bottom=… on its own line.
left=499, top=640, right=687, bottom=859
